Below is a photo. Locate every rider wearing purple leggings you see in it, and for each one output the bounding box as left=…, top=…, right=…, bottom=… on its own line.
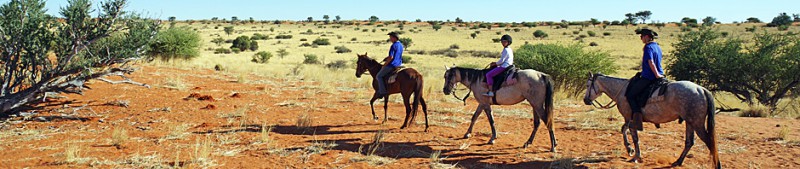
left=484, top=35, right=514, bottom=97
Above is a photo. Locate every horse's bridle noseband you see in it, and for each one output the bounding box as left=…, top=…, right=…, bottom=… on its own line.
left=588, top=74, right=617, bottom=109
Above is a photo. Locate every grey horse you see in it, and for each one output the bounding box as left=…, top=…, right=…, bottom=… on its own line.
left=583, top=72, right=720, bottom=169
left=442, top=66, right=556, bottom=152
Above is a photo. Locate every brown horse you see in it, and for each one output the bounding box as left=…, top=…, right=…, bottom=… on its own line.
left=355, top=53, right=429, bottom=131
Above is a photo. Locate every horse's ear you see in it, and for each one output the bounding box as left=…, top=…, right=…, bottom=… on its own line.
left=444, top=64, right=450, bottom=70
left=587, top=71, right=593, bottom=78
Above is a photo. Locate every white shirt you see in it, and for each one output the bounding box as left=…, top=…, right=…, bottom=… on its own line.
left=497, top=47, right=513, bottom=68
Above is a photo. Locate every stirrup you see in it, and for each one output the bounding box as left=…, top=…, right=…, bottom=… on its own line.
left=482, top=91, right=494, bottom=97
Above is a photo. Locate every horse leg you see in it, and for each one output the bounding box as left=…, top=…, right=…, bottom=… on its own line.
left=629, top=127, right=643, bottom=163
left=621, top=121, right=634, bottom=156
left=484, top=105, right=497, bottom=145
left=382, top=95, right=389, bottom=124
left=672, top=124, right=695, bottom=167
left=524, top=107, right=541, bottom=149
left=400, top=93, right=412, bottom=129
left=693, top=123, right=720, bottom=169
left=369, top=93, right=380, bottom=121
left=464, top=104, right=484, bottom=139
left=421, top=97, right=429, bottom=132
left=546, top=109, right=558, bottom=153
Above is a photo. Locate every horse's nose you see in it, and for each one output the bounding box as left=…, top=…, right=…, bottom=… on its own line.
left=583, top=98, right=592, bottom=105
left=443, top=88, right=450, bottom=95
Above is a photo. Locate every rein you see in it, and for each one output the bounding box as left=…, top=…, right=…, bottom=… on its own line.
left=588, top=75, right=623, bottom=109
left=451, top=84, right=471, bottom=106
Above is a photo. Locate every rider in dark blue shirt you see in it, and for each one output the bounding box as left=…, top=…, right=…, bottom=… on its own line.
left=376, top=32, right=404, bottom=97
left=626, top=28, right=664, bottom=131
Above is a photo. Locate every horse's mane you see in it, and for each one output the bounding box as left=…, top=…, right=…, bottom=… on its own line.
left=359, top=56, right=382, bottom=67
left=454, top=67, right=487, bottom=84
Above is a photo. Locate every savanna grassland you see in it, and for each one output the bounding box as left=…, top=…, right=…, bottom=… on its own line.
left=1, top=20, right=799, bottom=168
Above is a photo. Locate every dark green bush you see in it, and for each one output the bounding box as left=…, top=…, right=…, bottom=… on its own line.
left=587, top=31, right=597, bottom=37
left=312, top=38, right=331, bottom=45
left=148, top=27, right=201, bottom=61
left=325, top=60, right=349, bottom=70
left=533, top=30, right=548, bottom=39
left=214, top=48, right=232, bottom=54
left=231, top=35, right=252, bottom=51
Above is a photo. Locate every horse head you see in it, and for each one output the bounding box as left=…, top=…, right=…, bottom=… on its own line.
left=442, top=65, right=459, bottom=95
left=355, top=53, right=369, bottom=78
left=583, top=72, right=604, bottom=105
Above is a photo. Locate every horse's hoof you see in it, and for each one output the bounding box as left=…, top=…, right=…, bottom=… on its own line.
left=463, top=133, right=471, bottom=139
left=626, top=148, right=634, bottom=156
left=627, top=157, right=643, bottom=163
left=373, top=117, right=379, bottom=120
left=487, top=140, right=495, bottom=145
left=400, top=126, right=407, bottom=129
left=671, top=161, right=683, bottom=167
left=550, top=148, right=557, bottom=153
left=522, top=143, right=531, bottom=148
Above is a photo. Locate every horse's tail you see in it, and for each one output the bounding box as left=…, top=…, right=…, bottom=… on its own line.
left=543, top=74, right=554, bottom=129
left=410, top=70, right=424, bottom=123
left=704, top=88, right=721, bottom=169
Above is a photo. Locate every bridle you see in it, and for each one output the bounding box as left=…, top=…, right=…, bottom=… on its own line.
left=588, top=75, right=617, bottom=109
left=446, top=69, right=470, bottom=106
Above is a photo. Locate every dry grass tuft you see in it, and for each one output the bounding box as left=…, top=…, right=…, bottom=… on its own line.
left=429, top=150, right=458, bottom=169
left=193, top=135, right=216, bottom=167
left=739, top=104, right=771, bottom=117
left=104, top=100, right=130, bottom=108
left=162, top=76, right=189, bottom=91
left=296, top=113, right=313, bottom=130
left=111, top=127, right=129, bottom=147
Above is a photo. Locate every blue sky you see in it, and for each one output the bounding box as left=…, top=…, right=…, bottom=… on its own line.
left=36, top=0, right=799, bottom=23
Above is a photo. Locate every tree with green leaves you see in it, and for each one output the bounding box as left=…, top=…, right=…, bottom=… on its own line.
left=323, top=15, right=330, bottom=24
left=590, top=18, right=600, bottom=27
left=307, top=16, right=313, bottom=22
left=276, top=49, right=289, bottom=59
left=533, top=30, right=548, bottom=39
left=768, top=12, right=793, bottom=27
left=702, top=16, right=716, bottom=27
left=369, top=15, right=379, bottom=23
left=223, top=26, right=234, bottom=36
left=635, top=10, right=652, bottom=24
left=231, top=16, right=239, bottom=23
left=668, top=29, right=800, bottom=110
left=231, top=36, right=252, bottom=51
left=625, top=13, right=636, bottom=24
left=514, top=43, right=617, bottom=96
left=745, top=17, right=761, bottom=23
left=455, top=17, right=463, bottom=23
left=335, top=15, right=341, bottom=23
left=148, top=27, right=201, bottom=61
left=0, top=0, right=160, bottom=113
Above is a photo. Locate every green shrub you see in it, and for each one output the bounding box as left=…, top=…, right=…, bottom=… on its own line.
left=214, top=48, right=232, bottom=54
left=147, top=27, right=201, bottom=61
left=251, top=33, right=269, bottom=40
left=514, top=43, right=618, bottom=96
left=303, top=54, right=320, bottom=64
left=449, top=44, right=460, bottom=49
left=276, top=49, right=289, bottom=58
left=300, top=38, right=307, bottom=41
left=444, top=50, right=458, bottom=57
left=231, top=35, right=252, bottom=51
left=249, top=41, right=259, bottom=51
left=587, top=31, right=597, bottom=37
left=572, top=30, right=580, bottom=35
left=589, top=42, right=598, bottom=46
left=275, top=34, right=293, bottom=39
left=312, top=38, right=331, bottom=45
left=251, top=51, right=272, bottom=63
left=533, top=30, right=548, bottom=39
left=334, top=46, right=351, bottom=53
left=231, top=48, right=241, bottom=54
left=325, top=60, right=349, bottom=70
left=778, top=25, right=789, bottom=31
left=399, top=37, right=413, bottom=48
left=211, top=37, right=225, bottom=46
left=402, top=55, right=414, bottom=64
left=513, top=28, right=521, bottom=32
left=603, top=32, right=611, bottom=36
left=492, top=38, right=501, bottom=43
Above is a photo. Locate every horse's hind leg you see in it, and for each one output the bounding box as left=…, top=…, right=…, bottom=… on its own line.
left=464, top=104, right=485, bottom=139
left=673, top=124, right=695, bottom=167
left=421, top=97, right=429, bottom=132
left=400, top=93, right=412, bottom=129
left=692, top=122, right=720, bottom=169
left=369, top=94, right=380, bottom=120
left=621, top=121, right=634, bottom=156
left=382, top=95, right=389, bottom=124
left=523, top=107, right=541, bottom=149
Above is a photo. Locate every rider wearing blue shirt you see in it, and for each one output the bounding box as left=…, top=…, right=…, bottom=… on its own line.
left=626, top=28, right=664, bottom=131
left=376, top=32, right=404, bottom=97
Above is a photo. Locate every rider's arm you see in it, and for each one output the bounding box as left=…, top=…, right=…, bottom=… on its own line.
left=648, top=60, right=662, bottom=79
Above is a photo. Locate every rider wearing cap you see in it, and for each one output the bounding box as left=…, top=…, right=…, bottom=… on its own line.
left=484, top=34, right=514, bottom=97
left=627, top=28, right=664, bottom=131
left=376, top=32, right=404, bottom=97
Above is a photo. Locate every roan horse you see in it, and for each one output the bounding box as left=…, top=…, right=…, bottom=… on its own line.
left=442, top=66, right=556, bottom=151
left=583, top=72, right=720, bottom=168
left=355, top=53, right=429, bottom=131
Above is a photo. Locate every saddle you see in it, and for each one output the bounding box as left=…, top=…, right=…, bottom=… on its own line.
left=386, top=66, right=407, bottom=84
left=637, top=78, right=670, bottom=108
left=482, top=65, right=520, bottom=91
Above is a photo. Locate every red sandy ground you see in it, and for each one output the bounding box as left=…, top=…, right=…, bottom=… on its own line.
left=0, top=65, right=797, bottom=168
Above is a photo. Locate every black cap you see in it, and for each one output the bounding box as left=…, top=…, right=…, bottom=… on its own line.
left=500, top=34, right=512, bottom=44
left=636, top=28, right=658, bottom=38
left=387, top=32, right=399, bottom=38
